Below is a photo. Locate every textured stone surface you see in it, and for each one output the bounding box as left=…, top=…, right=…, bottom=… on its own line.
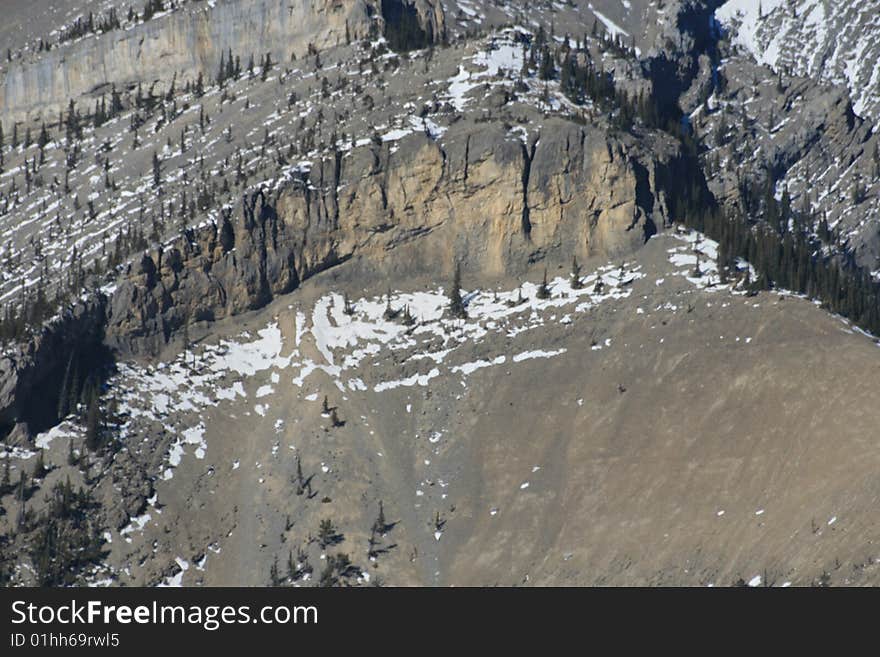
left=0, top=0, right=442, bottom=127
left=103, top=118, right=679, bottom=356
left=0, top=297, right=107, bottom=442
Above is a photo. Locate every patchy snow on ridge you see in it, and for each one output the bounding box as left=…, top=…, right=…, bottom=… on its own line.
left=717, top=0, right=880, bottom=119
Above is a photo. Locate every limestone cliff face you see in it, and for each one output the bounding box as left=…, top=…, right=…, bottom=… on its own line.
left=0, top=0, right=443, bottom=127
left=103, top=118, right=679, bottom=356
left=0, top=115, right=680, bottom=438
left=273, top=119, right=675, bottom=279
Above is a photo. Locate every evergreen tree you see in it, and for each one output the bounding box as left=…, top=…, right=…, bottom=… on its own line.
left=226, top=48, right=235, bottom=81
left=318, top=558, right=337, bottom=587
left=383, top=290, right=397, bottom=320
left=570, top=256, right=583, bottom=289
left=401, top=304, right=415, bottom=326
left=536, top=269, right=551, bottom=299
left=342, top=293, right=354, bottom=316
left=268, top=557, right=280, bottom=586
left=318, top=518, right=338, bottom=549
left=84, top=392, right=103, bottom=452
left=372, top=500, right=387, bottom=535
left=32, top=450, right=45, bottom=479
left=0, top=458, right=10, bottom=495
left=261, top=52, right=272, bottom=82
left=447, top=262, right=466, bottom=319
left=217, top=50, right=227, bottom=85
left=295, top=455, right=305, bottom=495
left=538, top=44, right=555, bottom=80
left=152, top=151, right=161, bottom=188
left=37, top=122, right=49, bottom=148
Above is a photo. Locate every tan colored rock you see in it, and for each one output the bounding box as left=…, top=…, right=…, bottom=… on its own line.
left=103, top=117, right=680, bottom=356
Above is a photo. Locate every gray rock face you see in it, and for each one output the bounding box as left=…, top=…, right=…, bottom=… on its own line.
left=105, top=188, right=300, bottom=356
left=696, top=30, right=880, bottom=270
left=717, top=0, right=880, bottom=121
left=0, top=0, right=424, bottom=127
left=0, top=297, right=107, bottom=442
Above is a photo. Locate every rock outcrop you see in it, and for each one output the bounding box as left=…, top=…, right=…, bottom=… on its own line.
left=0, top=296, right=108, bottom=443
left=104, top=118, right=681, bottom=357
left=0, top=0, right=446, bottom=127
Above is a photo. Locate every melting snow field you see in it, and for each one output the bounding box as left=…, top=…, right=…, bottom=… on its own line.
left=64, top=227, right=779, bottom=554
left=8, top=227, right=771, bottom=517
left=442, top=28, right=580, bottom=118
left=40, top=226, right=760, bottom=511
left=668, top=230, right=723, bottom=288
left=103, top=256, right=645, bottom=488
left=666, top=228, right=756, bottom=291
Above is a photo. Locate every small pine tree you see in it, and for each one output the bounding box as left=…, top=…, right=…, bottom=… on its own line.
left=32, top=450, right=45, bottom=479
left=536, top=269, right=551, bottom=299
left=318, top=559, right=336, bottom=587
left=508, top=285, right=525, bottom=307
left=692, top=253, right=702, bottom=278
left=287, top=550, right=296, bottom=581
left=538, top=45, right=555, bottom=80
left=852, top=178, right=866, bottom=205
left=217, top=50, right=227, bottom=85
left=318, top=518, right=337, bottom=548
left=0, top=458, right=10, bottom=495
left=401, top=305, right=415, bottom=326
left=269, top=556, right=280, bottom=586
left=373, top=500, right=387, bottom=535
left=37, top=122, right=49, bottom=149
left=383, top=290, right=397, bottom=321
left=261, top=52, right=272, bottom=82
left=570, top=257, right=582, bottom=289
left=152, top=151, right=161, bottom=188
left=447, top=263, right=467, bottom=319
left=295, top=456, right=304, bottom=495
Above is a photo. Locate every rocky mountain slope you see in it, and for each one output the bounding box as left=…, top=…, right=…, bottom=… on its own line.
left=1, top=0, right=879, bottom=587
left=708, top=0, right=880, bottom=271
left=718, top=0, right=880, bottom=121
